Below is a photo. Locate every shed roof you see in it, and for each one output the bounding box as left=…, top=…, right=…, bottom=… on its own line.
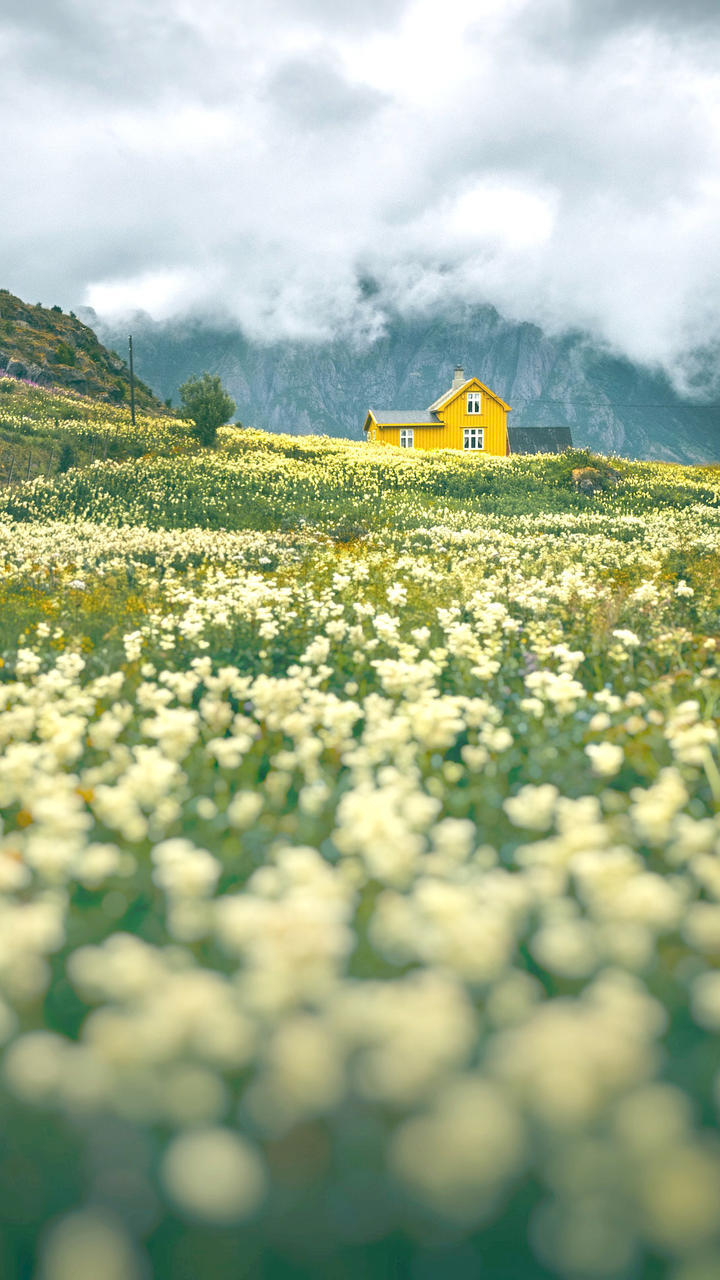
left=507, top=426, right=574, bottom=454
left=368, top=410, right=442, bottom=426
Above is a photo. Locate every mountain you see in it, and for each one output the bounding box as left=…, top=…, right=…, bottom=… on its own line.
left=88, top=304, right=719, bottom=463
left=0, top=290, right=164, bottom=411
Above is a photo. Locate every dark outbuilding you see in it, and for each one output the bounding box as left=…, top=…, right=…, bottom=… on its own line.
left=507, top=426, right=574, bottom=454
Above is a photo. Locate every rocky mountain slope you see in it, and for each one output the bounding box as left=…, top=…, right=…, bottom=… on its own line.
left=90, top=304, right=720, bottom=463
left=0, top=291, right=164, bottom=411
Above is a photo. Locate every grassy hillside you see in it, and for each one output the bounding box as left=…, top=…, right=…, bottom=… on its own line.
left=1, top=426, right=720, bottom=1279
left=0, top=375, right=193, bottom=484
left=0, top=289, right=164, bottom=409
left=2, top=421, right=719, bottom=526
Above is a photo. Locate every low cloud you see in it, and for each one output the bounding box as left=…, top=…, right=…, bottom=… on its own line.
left=266, top=53, right=389, bottom=129
left=1, top=0, right=719, bottom=392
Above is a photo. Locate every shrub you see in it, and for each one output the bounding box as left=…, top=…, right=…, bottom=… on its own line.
left=54, top=341, right=77, bottom=367
left=179, top=372, right=235, bottom=447
left=328, top=518, right=369, bottom=543
left=57, top=443, right=76, bottom=473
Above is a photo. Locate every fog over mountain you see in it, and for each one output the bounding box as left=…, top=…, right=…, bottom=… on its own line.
left=3, top=0, right=720, bottom=408
left=91, top=306, right=720, bottom=464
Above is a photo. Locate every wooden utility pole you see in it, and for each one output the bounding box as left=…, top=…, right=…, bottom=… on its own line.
left=128, top=335, right=136, bottom=428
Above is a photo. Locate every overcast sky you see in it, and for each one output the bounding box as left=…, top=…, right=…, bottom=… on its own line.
left=2, top=0, right=719, bottom=389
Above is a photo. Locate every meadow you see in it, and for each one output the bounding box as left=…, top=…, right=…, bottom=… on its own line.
left=1, top=390, right=720, bottom=1280
left=0, top=376, right=188, bottom=484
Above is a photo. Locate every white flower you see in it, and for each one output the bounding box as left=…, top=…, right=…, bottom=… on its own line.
left=503, top=784, right=558, bottom=831
left=152, top=839, right=221, bottom=898
left=37, top=1210, right=139, bottom=1280
left=390, top=1077, right=525, bottom=1220
left=531, top=918, right=598, bottom=978
left=611, top=628, right=641, bottom=648
left=227, top=791, right=263, bottom=829
left=161, top=1128, right=266, bottom=1222
left=585, top=741, right=624, bottom=777
left=122, top=631, right=143, bottom=661
left=690, top=972, right=720, bottom=1030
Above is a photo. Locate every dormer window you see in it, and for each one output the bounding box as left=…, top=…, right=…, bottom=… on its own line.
left=467, top=391, right=481, bottom=414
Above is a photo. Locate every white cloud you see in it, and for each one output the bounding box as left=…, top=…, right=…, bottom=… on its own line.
left=1, top=0, right=719, bottom=389
left=86, top=269, right=217, bottom=322
left=446, top=182, right=557, bottom=251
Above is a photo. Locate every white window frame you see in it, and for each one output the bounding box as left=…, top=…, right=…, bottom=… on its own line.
left=399, top=428, right=414, bottom=448
left=467, top=391, right=482, bottom=414
left=463, top=427, right=484, bottom=451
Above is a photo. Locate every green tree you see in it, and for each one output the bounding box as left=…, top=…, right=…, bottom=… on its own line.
left=179, top=372, right=235, bottom=447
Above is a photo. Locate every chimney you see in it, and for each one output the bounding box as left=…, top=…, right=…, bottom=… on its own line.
left=451, top=364, right=465, bottom=390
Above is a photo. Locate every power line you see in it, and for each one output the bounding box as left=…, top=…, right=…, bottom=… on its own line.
left=510, top=397, right=720, bottom=410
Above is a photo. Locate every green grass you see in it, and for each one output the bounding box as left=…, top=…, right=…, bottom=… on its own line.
left=0, top=375, right=194, bottom=484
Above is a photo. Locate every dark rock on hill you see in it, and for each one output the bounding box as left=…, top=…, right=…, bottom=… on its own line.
left=89, top=304, right=719, bottom=463
left=0, top=291, right=164, bottom=411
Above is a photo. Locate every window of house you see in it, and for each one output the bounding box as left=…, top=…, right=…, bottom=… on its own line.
left=467, top=392, right=481, bottom=414
left=400, top=429, right=414, bottom=448
left=463, top=427, right=484, bottom=450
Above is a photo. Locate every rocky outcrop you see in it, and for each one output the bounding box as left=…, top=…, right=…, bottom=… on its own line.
left=572, top=465, right=621, bottom=493
left=0, top=290, right=165, bottom=411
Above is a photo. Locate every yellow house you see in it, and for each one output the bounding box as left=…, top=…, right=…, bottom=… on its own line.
left=363, top=365, right=511, bottom=455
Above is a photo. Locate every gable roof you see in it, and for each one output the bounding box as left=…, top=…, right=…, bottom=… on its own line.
left=428, top=377, right=512, bottom=414
left=508, top=426, right=574, bottom=454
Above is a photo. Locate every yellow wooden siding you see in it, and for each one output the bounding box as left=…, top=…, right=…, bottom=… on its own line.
left=374, top=383, right=508, bottom=455
left=438, top=384, right=508, bottom=455
left=376, top=425, right=448, bottom=450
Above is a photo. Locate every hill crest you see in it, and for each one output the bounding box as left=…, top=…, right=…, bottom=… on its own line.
left=0, top=289, right=164, bottom=411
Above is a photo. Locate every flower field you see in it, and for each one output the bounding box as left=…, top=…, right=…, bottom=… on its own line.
left=0, top=375, right=191, bottom=485
left=1, top=423, right=720, bottom=1279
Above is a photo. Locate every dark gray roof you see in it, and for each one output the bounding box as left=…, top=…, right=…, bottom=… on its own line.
left=508, top=426, right=574, bottom=454
left=368, top=410, right=442, bottom=426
